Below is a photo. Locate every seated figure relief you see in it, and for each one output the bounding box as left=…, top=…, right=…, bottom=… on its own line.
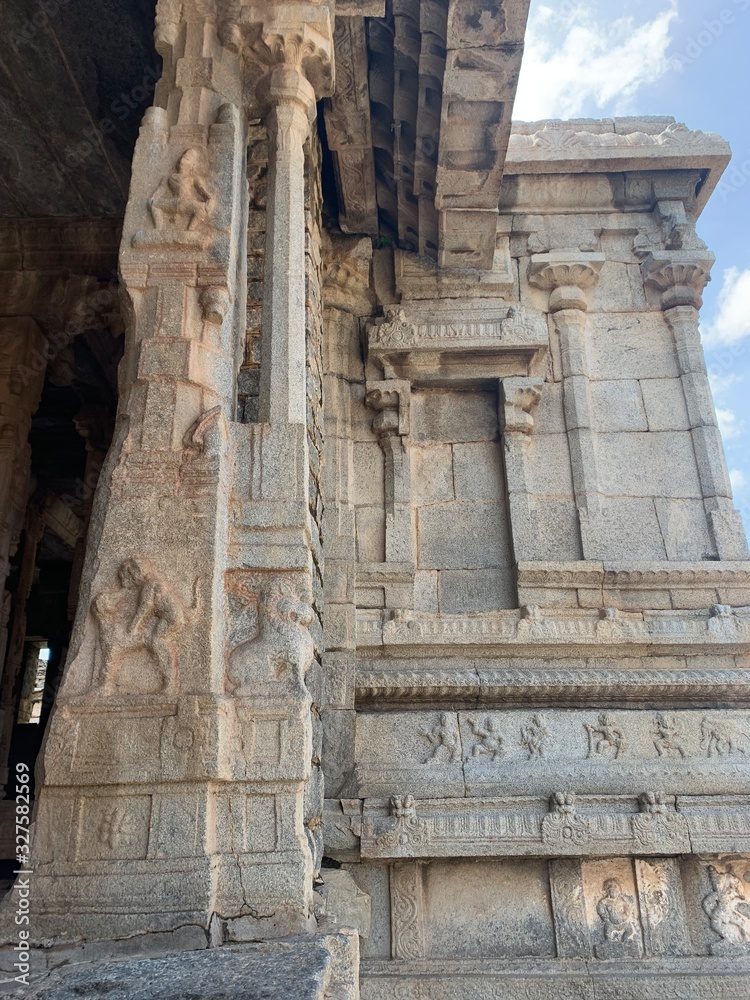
left=92, top=556, right=193, bottom=695
left=594, top=879, right=641, bottom=958
left=133, top=147, right=214, bottom=249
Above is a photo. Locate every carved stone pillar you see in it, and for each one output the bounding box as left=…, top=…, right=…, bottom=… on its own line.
left=15, top=0, right=253, bottom=943
left=500, top=376, right=544, bottom=564
left=0, top=319, right=46, bottom=669
left=643, top=253, right=749, bottom=560
left=529, top=254, right=604, bottom=559
left=243, top=7, right=334, bottom=430
left=0, top=508, right=45, bottom=789
left=321, top=237, right=372, bottom=800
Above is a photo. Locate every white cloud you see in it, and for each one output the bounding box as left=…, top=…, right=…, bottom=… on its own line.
left=708, top=370, right=740, bottom=399
left=514, top=1, right=679, bottom=121
left=730, top=468, right=748, bottom=493
left=716, top=407, right=743, bottom=440
left=703, top=267, right=750, bottom=347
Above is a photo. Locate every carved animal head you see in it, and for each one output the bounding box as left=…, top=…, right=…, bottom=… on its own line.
left=118, top=555, right=154, bottom=589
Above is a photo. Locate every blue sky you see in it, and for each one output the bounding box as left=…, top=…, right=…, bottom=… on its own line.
left=514, top=0, right=750, bottom=536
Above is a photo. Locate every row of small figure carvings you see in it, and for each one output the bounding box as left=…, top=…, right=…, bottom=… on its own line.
left=420, top=711, right=747, bottom=764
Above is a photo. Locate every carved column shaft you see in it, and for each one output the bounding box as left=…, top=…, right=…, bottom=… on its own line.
left=20, top=0, right=254, bottom=943
left=644, top=255, right=749, bottom=560
left=258, top=85, right=314, bottom=427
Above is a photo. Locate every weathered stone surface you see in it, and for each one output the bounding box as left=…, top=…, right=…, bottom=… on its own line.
left=1, top=0, right=750, bottom=991
left=10, top=938, right=354, bottom=1000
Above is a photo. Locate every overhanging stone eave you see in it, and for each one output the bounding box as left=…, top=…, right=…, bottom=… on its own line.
left=503, top=119, right=732, bottom=215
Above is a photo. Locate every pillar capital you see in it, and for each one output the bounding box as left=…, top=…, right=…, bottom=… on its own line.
left=529, top=253, right=605, bottom=312
left=641, top=251, right=714, bottom=310
left=241, top=2, right=334, bottom=117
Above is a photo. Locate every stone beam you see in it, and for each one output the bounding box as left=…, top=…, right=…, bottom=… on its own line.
left=323, top=16, right=379, bottom=235
left=435, top=0, right=531, bottom=269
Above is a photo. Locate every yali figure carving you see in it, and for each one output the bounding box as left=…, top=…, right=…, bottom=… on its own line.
left=226, top=580, right=315, bottom=699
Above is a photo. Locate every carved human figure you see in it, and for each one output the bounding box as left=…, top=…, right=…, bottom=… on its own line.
left=702, top=866, right=750, bottom=950
left=226, top=581, right=315, bottom=698
left=585, top=713, right=626, bottom=759
left=520, top=714, right=551, bottom=758
left=419, top=713, right=460, bottom=763
left=652, top=713, right=685, bottom=758
left=467, top=717, right=504, bottom=760
left=148, top=147, right=214, bottom=234
left=597, top=879, right=639, bottom=944
left=92, top=556, right=187, bottom=693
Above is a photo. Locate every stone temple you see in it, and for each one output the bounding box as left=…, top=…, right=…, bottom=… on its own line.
left=0, top=0, right=749, bottom=996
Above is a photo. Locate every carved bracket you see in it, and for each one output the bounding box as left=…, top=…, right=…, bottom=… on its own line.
left=641, top=251, right=715, bottom=310
left=365, top=379, right=411, bottom=438
left=501, top=376, right=544, bottom=436
left=529, top=253, right=605, bottom=312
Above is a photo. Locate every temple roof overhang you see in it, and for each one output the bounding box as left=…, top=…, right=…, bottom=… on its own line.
left=0, top=0, right=732, bottom=277
left=324, top=0, right=532, bottom=269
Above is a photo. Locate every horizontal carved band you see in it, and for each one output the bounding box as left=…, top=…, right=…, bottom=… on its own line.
left=358, top=792, right=750, bottom=860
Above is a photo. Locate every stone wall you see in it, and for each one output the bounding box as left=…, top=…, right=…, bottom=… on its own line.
left=320, top=119, right=750, bottom=998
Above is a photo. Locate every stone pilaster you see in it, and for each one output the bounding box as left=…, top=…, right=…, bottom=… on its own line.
left=365, top=379, right=413, bottom=568
left=643, top=252, right=749, bottom=560
left=321, top=237, right=372, bottom=800
left=500, top=376, right=544, bottom=564
left=529, top=254, right=605, bottom=560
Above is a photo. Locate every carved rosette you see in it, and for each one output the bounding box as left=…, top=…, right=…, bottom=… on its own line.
left=371, top=309, right=416, bottom=349
left=630, top=793, right=690, bottom=849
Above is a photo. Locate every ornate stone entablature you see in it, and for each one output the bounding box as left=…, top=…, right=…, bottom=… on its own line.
left=367, top=302, right=548, bottom=383
left=506, top=119, right=731, bottom=212
left=359, top=793, right=715, bottom=860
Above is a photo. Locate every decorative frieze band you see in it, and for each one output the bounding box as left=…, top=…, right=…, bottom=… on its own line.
left=356, top=605, right=750, bottom=651
left=358, top=793, right=750, bottom=860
